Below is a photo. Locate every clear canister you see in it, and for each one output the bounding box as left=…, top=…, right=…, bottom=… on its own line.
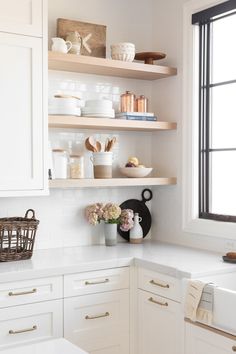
left=120, top=91, right=135, bottom=112
left=52, top=149, right=68, bottom=179
left=136, top=95, right=148, bottom=112
left=69, top=155, right=84, bottom=179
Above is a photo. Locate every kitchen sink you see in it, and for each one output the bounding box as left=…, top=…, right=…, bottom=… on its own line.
left=199, top=272, right=236, bottom=335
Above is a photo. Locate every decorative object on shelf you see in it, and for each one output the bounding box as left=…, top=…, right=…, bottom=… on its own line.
left=65, top=31, right=82, bottom=55
left=48, top=95, right=82, bottom=116
left=111, top=42, right=135, bottom=62
left=118, top=189, right=153, bottom=241
left=115, top=112, right=157, bottom=121
left=69, top=155, right=84, bottom=179
left=52, top=149, right=68, bottom=179
left=90, top=152, right=113, bottom=179
left=136, top=95, right=148, bottom=112
left=85, top=203, right=133, bottom=246
left=129, top=213, right=143, bottom=244
left=57, top=18, right=106, bottom=58
left=120, top=167, right=153, bottom=178
left=0, top=209, right=39, bottom=262
left=134, top=51, right=166, bottom=65
left=120, top=91, right=136, bottom=112
left=51, top=37, right=72, bottom=53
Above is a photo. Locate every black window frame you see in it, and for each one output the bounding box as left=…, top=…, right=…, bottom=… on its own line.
left=192, top=0, right=236, bottom=222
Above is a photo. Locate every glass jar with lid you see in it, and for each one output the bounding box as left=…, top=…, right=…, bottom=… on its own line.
left=52, top=149, right=68, bottom=179
left=69, top=155, right=84, bottom=179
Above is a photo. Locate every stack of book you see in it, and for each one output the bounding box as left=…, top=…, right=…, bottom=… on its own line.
left=115, top=112, right=157, bottom=121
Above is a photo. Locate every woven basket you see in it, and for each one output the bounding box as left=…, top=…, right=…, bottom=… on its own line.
left=0, top=209, right=39, bottom=262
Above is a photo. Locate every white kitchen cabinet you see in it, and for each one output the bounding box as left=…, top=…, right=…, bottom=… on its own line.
left=0, top=299, right=63, bottom=349
left=185, top=322, right=236, bottom=354
left=138, top=289, right=183, bottom=354
left=64, top=289, right=129, bottom=354
left=0, top=0, right=47, bottom=197
left=0, top=0, right=43, bottom=37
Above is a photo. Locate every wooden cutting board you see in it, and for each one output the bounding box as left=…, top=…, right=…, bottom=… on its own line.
left=57, top=18, right=106, bottom=58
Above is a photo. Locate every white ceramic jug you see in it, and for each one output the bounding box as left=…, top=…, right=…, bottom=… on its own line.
left=51, top=38, right=72, bottom=54
left=129, top=213, right=143, bottom=244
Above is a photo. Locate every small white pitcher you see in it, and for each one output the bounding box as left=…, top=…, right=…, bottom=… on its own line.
left=51, top=37, right=72, bottom=54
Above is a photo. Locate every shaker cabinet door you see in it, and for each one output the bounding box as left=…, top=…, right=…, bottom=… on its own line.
left=0, top=33, right=46, bottom=196
left=138, top=289, right=183, bottom=354
left=0, top=0, right=43, bottom=37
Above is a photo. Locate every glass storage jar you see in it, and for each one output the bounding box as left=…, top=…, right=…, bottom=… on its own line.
left=52, top=149, right=68, bottom=179
left=69, top=155, right=84, bottom=179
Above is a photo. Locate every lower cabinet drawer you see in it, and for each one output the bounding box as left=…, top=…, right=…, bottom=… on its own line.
left=138, top=267, right=181, bottom=302
left=64, top=267, right=129, bottom=297
left=0, top=299, right=63, bottom=349
left=0, top=276, right=63, bottom=308
left=64, top=289, right=129, bottom=354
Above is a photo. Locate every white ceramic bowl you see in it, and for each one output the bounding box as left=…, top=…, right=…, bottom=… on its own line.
left=120, top=167, right=153, bottom=178
left=111, top=42, right=135, bottom=62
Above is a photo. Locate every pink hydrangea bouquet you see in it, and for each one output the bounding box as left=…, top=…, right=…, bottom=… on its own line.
left=85, top=203, right=134, bottom=231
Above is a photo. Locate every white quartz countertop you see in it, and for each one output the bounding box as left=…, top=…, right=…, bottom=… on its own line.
left=0, top=241, right=235, bottom=282
left=0, top=338, right=87, bottom=354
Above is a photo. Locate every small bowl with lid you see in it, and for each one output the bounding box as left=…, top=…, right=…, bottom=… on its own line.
left=111, top=42, right=135, bottom=62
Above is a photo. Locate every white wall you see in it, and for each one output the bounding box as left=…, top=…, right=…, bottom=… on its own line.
left=0, top=0, right=155, bottom=250
left=150, top=0, right=233, bottom=253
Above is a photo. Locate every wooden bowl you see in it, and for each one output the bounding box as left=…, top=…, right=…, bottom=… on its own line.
left=135, top=52, right=166, bottom=65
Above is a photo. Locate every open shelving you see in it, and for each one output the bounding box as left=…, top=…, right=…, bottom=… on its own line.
left=49, top=178, right=177, bottom=189
left=49, top=115, right=177, bottom=132
left=48, top=51, right=177, bottom=80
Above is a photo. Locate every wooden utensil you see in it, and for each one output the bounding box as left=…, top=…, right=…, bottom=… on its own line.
left=96, top=141, right=102, bottom=152
left=85, top=137, right=97, bottom=152
left=108, top=137, right=116, bottom=151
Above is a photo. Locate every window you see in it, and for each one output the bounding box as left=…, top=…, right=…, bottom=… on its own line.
left=192, top=0, right=236, bottom=222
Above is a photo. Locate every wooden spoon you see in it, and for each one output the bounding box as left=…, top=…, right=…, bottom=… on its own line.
left=88, top=136, right=97, bottom=152
left=85, top=137, right=96, bottom=152
left=107, top=137, right=117, bottom=151
left=96, top=141, right=102, bottom=152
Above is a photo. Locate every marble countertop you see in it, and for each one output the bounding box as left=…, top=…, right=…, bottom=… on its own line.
left=0, top=338, right=87, bottom=354
left=0, top=241, right=235, bottom=282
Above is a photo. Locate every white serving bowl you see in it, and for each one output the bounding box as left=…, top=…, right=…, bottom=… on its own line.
left=120, top=167, right=153, bottom=178
left=111, top=42, right=135, bottom=62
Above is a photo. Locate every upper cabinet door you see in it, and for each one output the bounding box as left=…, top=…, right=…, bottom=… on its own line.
left=0, top=0, right=43, bottom=37
left=0, top=33, right=46, bottom=196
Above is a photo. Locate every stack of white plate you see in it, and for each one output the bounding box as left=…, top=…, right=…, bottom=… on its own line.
left=48, top=96, right=84, bottom=116
left=81, top=99, right=115, bottom=118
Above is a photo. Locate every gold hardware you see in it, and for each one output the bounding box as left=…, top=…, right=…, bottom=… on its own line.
left=148, top=297, right=168, bottom=307
left=232, top=346, right=236, bottom=352
left=85, top=312, right=110, bottom=320
left=85, top=279, right=109, bottom=286
left=150, top=280, right=170, bottom=288
left=8, top=288, right=37, bottom=296
left=9, top=325, right=37, bottom=335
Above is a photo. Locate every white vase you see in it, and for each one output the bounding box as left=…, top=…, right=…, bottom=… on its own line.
left=129, top=213, right=143, bottom=244
left=104, top=223, right=117, bottom=246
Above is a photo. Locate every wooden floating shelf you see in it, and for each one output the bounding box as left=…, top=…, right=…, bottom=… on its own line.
left=48, top=51, right=177, bottom=80
left=48, top=115, right=177, bottom=132
left=49, top=178, right=177, bottom=189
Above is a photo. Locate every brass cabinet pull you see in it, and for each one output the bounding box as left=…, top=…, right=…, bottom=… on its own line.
left=85, top=279, right=109, bottom=286
left=148, top=297, right=168, bottom=307
left=85, top=312, right=110, bottom=320
left=8, top=288, right=37, bottom=297
left=9, top=325, right=37, bottom=335
left=232, top=346, right=236, bottom=352
left=150, top=280, right=170, bottom=288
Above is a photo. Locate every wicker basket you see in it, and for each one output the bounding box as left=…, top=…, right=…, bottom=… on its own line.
left=0, top=209, right=39, bottom=262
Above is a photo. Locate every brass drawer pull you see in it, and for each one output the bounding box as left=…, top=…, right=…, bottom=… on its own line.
left=9, top=325, right=37, bottom=335
left=232, top=346, right=236, bottom=352
left=148, top=297, right=168, bottom=307
left=8, top=288, right=37, bottom=297
left=85, top=312, right=110, bottom=320
left=150, top=280, right=170, bottom=288
left=85, top=279, right=109, bottom=286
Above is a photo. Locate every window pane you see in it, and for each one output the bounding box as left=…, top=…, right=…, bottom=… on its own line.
left=212, top=13, right=236, bottom=84
left=211, top=83, right=236, bottom=149
left=211, top=151, right=236, bottom=215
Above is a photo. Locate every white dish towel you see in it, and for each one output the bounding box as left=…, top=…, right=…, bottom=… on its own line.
left=184, top=280, right=214, bottom=325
